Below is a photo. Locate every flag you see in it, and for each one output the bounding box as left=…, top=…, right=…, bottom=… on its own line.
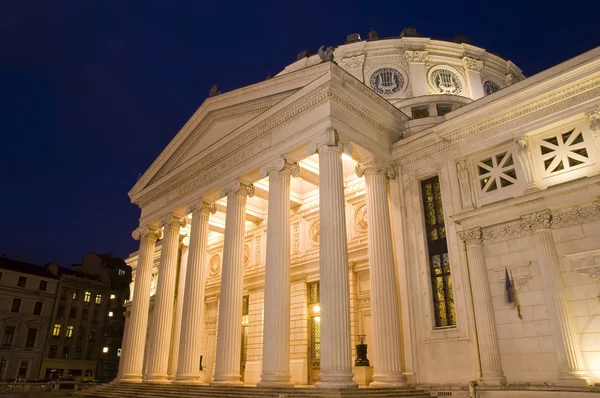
left=505, top=267, right=515, bottom=304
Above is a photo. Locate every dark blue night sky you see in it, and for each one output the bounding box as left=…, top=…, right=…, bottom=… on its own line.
left=1, top=1, right=598, bottom=266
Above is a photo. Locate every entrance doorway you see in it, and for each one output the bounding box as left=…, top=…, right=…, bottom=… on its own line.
left=307, top=282, right=320, bottom=384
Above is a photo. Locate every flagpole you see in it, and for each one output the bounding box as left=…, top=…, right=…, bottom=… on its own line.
left=510, top=270, right=523, bottom=320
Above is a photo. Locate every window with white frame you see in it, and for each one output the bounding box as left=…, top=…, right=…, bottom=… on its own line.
left=529, top=120, right=599, bottom=188
left=472, top=146, right=523, bottom=205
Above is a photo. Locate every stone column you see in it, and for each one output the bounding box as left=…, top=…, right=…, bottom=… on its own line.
left=258, top=158, right=299, bottom=387
left=212, top=181, right=254, bottom=386
left=308, top=128, right=357, bottom=389
left=457, top=227, right=506, bottom=385
left=523, top=210, right=590, bottom=386
left=404, top=51, right=429, bottom=97
left=356, top=159, right=406, bottom=387
left=118, top=226, right=161, bottom=383
left=462, top=57, right=484, bottom=99
left=167, top=238, right=189, bottom=379
left=144, top=213, right=184, bottom=383
left=175, top=201, right=216, bottom=384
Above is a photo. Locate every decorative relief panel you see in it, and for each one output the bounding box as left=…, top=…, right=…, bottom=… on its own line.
left=567, top=249, right=600, bottom=280
left=309, top=219, right=320, bottom=245
left=209, top=254, right=221, bottom=277
left=353, top=203, right=368, bottom=234
left=243, top=244, right=251, bottom=266
left=428, top=65, right=465, bottom=96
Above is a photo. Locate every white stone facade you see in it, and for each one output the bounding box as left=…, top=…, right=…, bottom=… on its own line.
left=117, top=35, right=600, bottom=390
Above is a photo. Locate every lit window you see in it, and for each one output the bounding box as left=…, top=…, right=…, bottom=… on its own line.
left=483, top=80, right=501, bottom=95
left=95, top=294, right=102, bottom=304
left=72, top=290, right=79, bottom=300
left=110, top=294, right=116, bottom=300
left=102, top=347, right=109, bottom=353
left=52, top=324, right=61, bottom=337
left=421, top=176, right=456, bottom=328
left=477, top=151, right=517, bottom=194
left=118, top=269, right=125, bottom=276
left=84, top=292, right=91, bottom=303
left=108, top=311, right=113, bottom=317
left=117, top=348, right=121, bottom=357
left=66, top=325, right=73, bottom=338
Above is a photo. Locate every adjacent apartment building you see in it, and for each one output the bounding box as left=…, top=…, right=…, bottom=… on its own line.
left=39, top=253, right=131, bottom=382
left=0, top=256, right=59, bottom=381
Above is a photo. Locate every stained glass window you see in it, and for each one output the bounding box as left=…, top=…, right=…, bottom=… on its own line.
left=310, top=315, right=321, bottom=360
left=421, top=176, right=456, bottom=328
left=309, top=282, right=320, bottom=305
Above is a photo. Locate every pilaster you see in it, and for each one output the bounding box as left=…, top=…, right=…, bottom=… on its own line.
left=462, top=57, right=484, bottom=100
left=404, top=51, right=429, bottom=97
left=522, top=210, right=590, bottom=386
left=515, top=136, right=539, bottom=193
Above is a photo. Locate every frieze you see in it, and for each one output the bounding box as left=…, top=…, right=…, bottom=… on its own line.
left=340, top=55, right=365, bottom=69
left=404, top=50, right=429, bottom=63
left=481, top=199, right=600, bottom=244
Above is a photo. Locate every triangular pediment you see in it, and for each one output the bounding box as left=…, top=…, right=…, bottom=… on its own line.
left=130, top=64, right=332, bottom=198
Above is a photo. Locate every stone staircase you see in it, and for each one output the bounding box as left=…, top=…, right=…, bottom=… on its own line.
left=71, top=383, right=433, bottom=398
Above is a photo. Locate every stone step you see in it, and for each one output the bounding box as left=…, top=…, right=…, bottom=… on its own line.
left=72, top=384, right=432, bottom=398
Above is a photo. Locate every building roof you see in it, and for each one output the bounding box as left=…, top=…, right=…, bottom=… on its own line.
left=0, top=256, right=58, bottom=279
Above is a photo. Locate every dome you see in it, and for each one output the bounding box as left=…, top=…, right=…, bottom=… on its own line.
left=277, top=32, right=525, bottom=121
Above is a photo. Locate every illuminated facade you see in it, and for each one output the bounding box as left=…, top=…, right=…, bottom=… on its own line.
left=117, top=32, right=600, bottom=395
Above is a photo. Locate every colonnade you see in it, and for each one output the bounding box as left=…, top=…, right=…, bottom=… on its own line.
left=116, top=130, right=406, bottom=388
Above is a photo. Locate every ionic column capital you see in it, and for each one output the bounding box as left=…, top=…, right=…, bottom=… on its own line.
left=458, top=227, right=483, bottom=245
left=307, top=127, right=351, bottom=155
left=186, top=200, right=217, bottom=216
left=159, top=212, right=186, bottom=229
left=259, top=157, right=300, bottom=179
left=132, top=225, right=162, bottom=241
left=522, top=209, right=553, bottom=231
left=462, top=57, right=484, bottom=72
left=404, top=50, right=429, bottom=63
left=355, top=158, right=396, bottom=180
left=219, top=180, right=255, bottom=199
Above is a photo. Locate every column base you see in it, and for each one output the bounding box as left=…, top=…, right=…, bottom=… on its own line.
left=257, top=373, right=293, bottom=388
left=558, top=370, right=592, bottom=387
left=116, top=374, right=143, bottom=383
left=143, top=374, right=171, bottom=384
left=172, top=374, right=203, bottom=385
left=316, top=372, right=358, bottom=389
left=479, top=374, right=507, bottom=386
left=210, top=374, right=244, bottom=386
left=370, top=371, right=407, bottom=388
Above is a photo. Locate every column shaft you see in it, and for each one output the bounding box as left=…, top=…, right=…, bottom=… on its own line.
left=357, top=162, right=406, bottom=387
left=526, top=211, right=589, bottom=385
left=118, top=227, right=160, bottom=383
left=175, top=201, right=215, bottom=384
left=311, top=129, right=357, bottom=389
left=168, top=243, right=189, bottom=379
left=258, top=159, right=297, bottom=387
left=144, top=214, right=182, bottom=383
left=212, top=181, right=254, bottom=386
left=459, top=227, right=506, bottom=385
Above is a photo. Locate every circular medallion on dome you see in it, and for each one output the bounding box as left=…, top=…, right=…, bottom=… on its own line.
left=429, top=68, right=463, bottom=95
left=370, top=68, right=405, bottom=95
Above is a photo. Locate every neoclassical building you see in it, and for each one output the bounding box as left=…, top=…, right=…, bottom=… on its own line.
left=117, top=31, right=600, bottom=394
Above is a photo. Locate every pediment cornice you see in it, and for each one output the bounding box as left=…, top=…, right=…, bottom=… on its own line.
left=130, top=63, right=333, bottom=197
left=132, top=64, right=409, bottom=209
